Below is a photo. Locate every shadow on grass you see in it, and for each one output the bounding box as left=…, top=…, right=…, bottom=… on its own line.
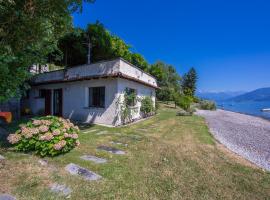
left=0, top=126, right=11, bottom=148
left=0, top=118, right=29, bottom=148
left=77, top=123, right=96, bottom=131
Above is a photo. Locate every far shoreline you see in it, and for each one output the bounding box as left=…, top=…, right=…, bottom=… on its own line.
left=217, top=107, right=270, bottom=122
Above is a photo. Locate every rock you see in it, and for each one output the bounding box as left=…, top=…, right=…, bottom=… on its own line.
left=80, top=155, right=107, bottom=164
left=110, top=141, right=128, bottom=147
left=176, top=110, right=192, bottom=116
left=96, top=131, right=108, bottom=135
left=0, top=155, right=5, bottom=160
left=82, top=129, right=98, bottom=133
left=0, top=194, right=16, bottom=200
left=38, top=159, right=48, bottom=166
left=65, top=163, right=102, bottom=181
left=50, top=183, right=72, bottom=197
left=97, top=146, right=126, bottom=155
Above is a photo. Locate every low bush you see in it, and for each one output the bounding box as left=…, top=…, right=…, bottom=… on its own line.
left=7, top=116, right=80, bottom=156
left=199, top=100, right=216, bottom=110
left=140, top=97, right=154, bottom=116
left=176, top=110, right=192, bottom=116
left=175, top=95, right=192, bottom=111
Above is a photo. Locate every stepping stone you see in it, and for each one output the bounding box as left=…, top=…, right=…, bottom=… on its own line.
left=96, top=131, right=108, bottom=135
left=97, top=146, right=126, bottom=155
left=0, top=194, right=16, bottom=200
left=65, top=163, right=102, bottom=181
left=110, top=141, right=128, bottom=147
left=82, top=129, right=98, bottom=133
left=0, top=155, right=5, bottom=160
left=38, top=159, right=48, bottom=166
left=50, top=183, right=72, bottom=197
left=80, top=155, right=107, bottom=164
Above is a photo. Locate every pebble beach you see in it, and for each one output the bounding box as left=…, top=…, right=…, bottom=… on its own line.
left=196, top=109, right=270, bottom=171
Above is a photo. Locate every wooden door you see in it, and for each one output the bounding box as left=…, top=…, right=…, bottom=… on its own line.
left=44, top=90, right=51, bottom=115
left=53, top=89, right=63, bottom=117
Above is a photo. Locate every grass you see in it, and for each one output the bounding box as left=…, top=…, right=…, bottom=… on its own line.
left=0, top=104, right=270, bottom=199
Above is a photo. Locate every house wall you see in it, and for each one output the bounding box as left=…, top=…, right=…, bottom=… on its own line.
left=32, top=58, right=158, bottom=89
left=116, top=78, right=156, bottom=124
left=27, top=78, right=119, bottom=126
left=23, top=58, right=158, bottom=126
left=119, top=59, right=157, bottom=87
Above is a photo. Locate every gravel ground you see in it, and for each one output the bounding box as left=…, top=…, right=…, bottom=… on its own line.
left=196, top=109, right=270, bottom=171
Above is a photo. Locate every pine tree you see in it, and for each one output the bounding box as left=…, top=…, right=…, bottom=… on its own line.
left=182, top=67, right=197, bottom=97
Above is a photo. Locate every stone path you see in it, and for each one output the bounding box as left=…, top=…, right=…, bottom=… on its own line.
left=0, top=155, right=5, bottom=160
left=110, top=141, right=128, bottom=147
left=38, top=159, right=48, bottom=166
left=80, top=155, right=107, bottom=164
left=97, top=146, right=125, bottom=155
left=196, top=109, right=270, bottom=170
left=65, top=163, right=102, bottom=181
left=50, top=183, right=72, bottom=197
left=82, top=129, right=98, bottom=133
left=0, top=194, right=16, bottom=200
left=96, top=131, right=108, bottom=135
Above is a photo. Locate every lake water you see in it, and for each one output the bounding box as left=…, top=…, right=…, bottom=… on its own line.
left=217, top=101, right=270, bottom=120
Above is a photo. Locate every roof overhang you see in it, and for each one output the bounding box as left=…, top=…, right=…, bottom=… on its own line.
left=30, top=72, right=159, bottom=89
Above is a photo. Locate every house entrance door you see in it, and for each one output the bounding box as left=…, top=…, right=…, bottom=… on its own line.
left=53, top=89, right=63, bottom=117
left=44, top=90, right=52, bottom=115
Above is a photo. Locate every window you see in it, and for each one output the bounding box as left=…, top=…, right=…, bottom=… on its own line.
left=89, top=87, right=105, bottom=108
left=125, top=88, right=137, bottom=106
left=39, top=89, right=46, bottom=98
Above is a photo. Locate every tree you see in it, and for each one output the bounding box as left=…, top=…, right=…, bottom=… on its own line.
left=130, top=53, right=148, bottom=71
left=50, top=28, right=87, bottom=67
left=182, top=67, right=197, bottom=97
left=149, top=61, right=181, bottom=102
left=0, top=0, right=94, bottom=102
left=51, top=22, right=150, bottom=71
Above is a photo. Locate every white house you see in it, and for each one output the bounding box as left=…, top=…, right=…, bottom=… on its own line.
left=22, top=58, right=158, bottom=126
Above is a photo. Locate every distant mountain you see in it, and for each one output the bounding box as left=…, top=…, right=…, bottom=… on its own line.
left=229, top=87, right=270, bottom=102
left=196, top=91, right=245, bottom=101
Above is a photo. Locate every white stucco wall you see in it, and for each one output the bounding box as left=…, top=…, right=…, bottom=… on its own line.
left=116, top=78, right=156, bottom=124
left=26, top=77, right=156, bottom=126
left=27, top=78, right=119, bottom=126
left=32, top=58, right=157, bottom=88
left=119, top=59, right=157, bottom=87
left=27, top=58, right=157, bottom=126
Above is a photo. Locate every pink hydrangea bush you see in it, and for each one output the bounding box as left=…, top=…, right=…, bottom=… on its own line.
left=7, top=116, right=80, bottom=156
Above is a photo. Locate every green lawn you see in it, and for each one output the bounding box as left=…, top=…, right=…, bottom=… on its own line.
left=0, top=105, right=270, bottom=200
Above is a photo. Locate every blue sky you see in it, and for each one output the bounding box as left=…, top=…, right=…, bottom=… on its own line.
left=73, top=0, right=270, bottom=92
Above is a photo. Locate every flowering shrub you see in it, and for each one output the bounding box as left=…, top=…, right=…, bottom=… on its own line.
left=7, top=116, right=80, bottom=156
left=140, top=97, right=154, bottom=117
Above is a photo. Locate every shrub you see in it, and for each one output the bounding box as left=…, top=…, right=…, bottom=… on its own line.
left=199, top=100, right=216, bottom=110
left=7, top=116, right=80, bottom=157
left=176, top=110, right=192, bottom=116
left=175, top=95, right=192, bottom=111
left=140, top=97, right=154, bottom=116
